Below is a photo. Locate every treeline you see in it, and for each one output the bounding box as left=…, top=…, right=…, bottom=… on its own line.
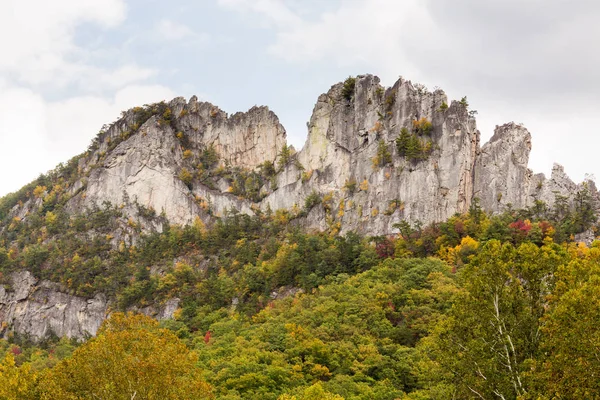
left=2, top=238, right=600, bottom=399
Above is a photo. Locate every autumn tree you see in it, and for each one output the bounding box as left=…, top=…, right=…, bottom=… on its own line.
left=538, top=250, right=600, bottom=398
left=39, top=312, right=213, bottom=400
left=424, top=240, right=566, bottom=399
left=0, top=353, right=38, bottom=400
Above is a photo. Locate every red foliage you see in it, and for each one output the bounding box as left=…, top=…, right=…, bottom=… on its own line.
left=10, top=346, right=22, bottom=356
left=204, top=331, right=212, bottom=344
left=509, top=220, right=532, bottom=234
left=538, top=221, right=553, bottom=235
left=375, top=238, right=395, bottom=259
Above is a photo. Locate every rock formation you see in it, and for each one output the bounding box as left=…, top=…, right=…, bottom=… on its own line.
left=1, top=73, right=596, bottom=340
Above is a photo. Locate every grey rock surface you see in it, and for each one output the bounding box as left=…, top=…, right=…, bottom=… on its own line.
left=3, top=73, right=597, bottom=341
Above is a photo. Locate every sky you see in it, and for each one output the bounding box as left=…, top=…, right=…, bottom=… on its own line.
left=1, top=0, right=599, bottom=196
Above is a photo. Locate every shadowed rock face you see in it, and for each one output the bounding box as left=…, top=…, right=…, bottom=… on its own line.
left=2, top=73, right=595, bottom=340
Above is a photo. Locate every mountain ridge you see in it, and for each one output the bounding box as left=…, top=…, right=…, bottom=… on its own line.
left=0, top=73, right=597, bottom=341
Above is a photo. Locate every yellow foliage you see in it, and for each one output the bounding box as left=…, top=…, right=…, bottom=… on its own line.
left=33, top=185, right=47, bottom=198
left=0, top=353, right=37, bottom=399
left=45, top=211, right=57, bottom=227
left=337, top=200, right=345, bottom=218
left=359, top=179, right=369, bottom=191
left=301, top=170, right=313, bottom=183
left=370, top=121, right=383, bottom=133
left=277, top=383, right=344, bottom=400
left=39, top=313, right=213, bottom=399
left=183, top=149, right=193, bottom=159
left=371, top=207, right=379, bottom=217
left=193, top=216, right=207, bottom=237
left=412, top=117, right=433, bottom=134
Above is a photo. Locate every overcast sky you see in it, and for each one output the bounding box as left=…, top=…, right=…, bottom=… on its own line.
left=1, top=0, right=598, bottom=196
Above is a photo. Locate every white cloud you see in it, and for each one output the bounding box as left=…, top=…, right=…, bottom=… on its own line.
left=219, top=0, right=600, bottom=183
left=0, top=0, right=179, bottom=195
left=217, top=0, right=302, bottom=28
left=0, top=0, right=127, bottom=86
left=156, top=19, right=207, bottom=42
left=0, top=84, right=176, bottom=195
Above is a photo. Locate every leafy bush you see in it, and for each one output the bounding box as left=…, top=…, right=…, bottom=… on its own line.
left=304, top=191, right=321, bottom=211
left=341, top=76, right=356, bottom=101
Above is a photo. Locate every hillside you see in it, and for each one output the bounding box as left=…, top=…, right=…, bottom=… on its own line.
left=1, top=74, right=600, bottom=399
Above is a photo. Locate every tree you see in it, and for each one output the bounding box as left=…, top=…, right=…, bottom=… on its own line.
left=572, top=182, right=597, bottom=233
left=278, top=383, right=345, bottom=400
left=539, top=254, right=600, bottom=398
left=372, top=140, right=392, bottom=168
left=396, top=128, right=411, bottom=157
left=406, top=135, right=423, bottom=162
left=278, top=144, right=292, bottom=170
left=0, top=353, right=37, bottom=400
left=424, top=240, right=566, bottom=399
left=40, top=312, right=213, bottom=400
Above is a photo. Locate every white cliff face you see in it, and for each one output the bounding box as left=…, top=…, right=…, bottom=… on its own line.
left=3, top=73, right=597, bottom=341
left=82, top=117, right=201, bottom=226
left=0, top=271, right=181, bottom=341
left=474, top=123, right=587, bottom=213
left=474, top=123, right=533, bottom=211
left=54, top=74, right=596, bottom=236
left=273, top=75, right=480, bottom=234
left=0, top=271, right=108, bottom=341
left=66, top=97, right=287, bottom=226
left=172, top=97, right=287, bottom=169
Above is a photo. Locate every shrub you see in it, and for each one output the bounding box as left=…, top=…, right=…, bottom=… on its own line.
left=304, top=191, right=321, bottom=212
left=343, top=178, right=357, bottom=194
left=178, top=168, right=193, bottom=189
left=341, top=76, right=356, bottom=101
left=372, top=140, right=392, bottom=169
left=412, top=118, right=433, bottom=135
left=277, top=145, right=292, bottom=170
left=384, top=90, right=396, bottom=113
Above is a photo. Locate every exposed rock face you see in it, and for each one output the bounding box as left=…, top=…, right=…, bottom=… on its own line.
left=0, top=271, right=180, bottom=341
left=58, top=74, right=593, bottom=236
left=82, top=116, right=201, bottom=226
left=475, top=122, right=533, bottom=211
left=270, top=75, right=480, bottom=234
left=3, top=73, right=597, bottom=341
left=0, top=271, right=108, bottom=341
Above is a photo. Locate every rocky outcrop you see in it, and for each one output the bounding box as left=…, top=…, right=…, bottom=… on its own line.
left=54, top=74, right=597, bottom=235
left=0, top=271, right=108, bottom=341
left=2, top=73, right=597, bottom=341
left=270, top=75, right=480, bottom=234
left=0, top=271, right=180, bottom=341
left=474, top=122, right=533, bottom=211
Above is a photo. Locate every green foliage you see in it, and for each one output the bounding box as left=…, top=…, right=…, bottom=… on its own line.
left=278, top=144, right=292, bottom=170
left=438, top=101, right=448, bottom=111
left=303, top=191, right=322, bottom=212
left=395, top=127, right=433, bottom=163
left=459, top=96, right=469, bottom=107
left=341, top=77, right=356, bottom=101
left=372, top=140, right=392, bottom=169
left=178, top=167, right=194, bottom=189
left=539, top=250, right=600, bottom=397
left=343, top=179, right=357, bottom=194
left=194, top=258, right=455, bottom=399
left=259, top=161, right=277, bottom=178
